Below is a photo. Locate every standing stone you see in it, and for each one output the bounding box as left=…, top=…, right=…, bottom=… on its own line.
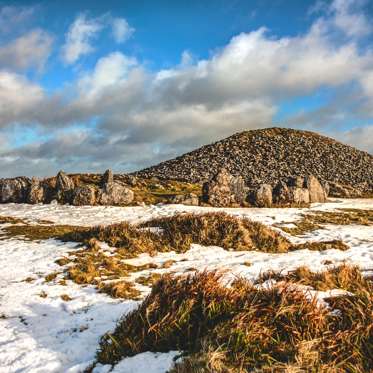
left=102, top=169, right=114, bottom=185
left=56, top=171, right=75, bottom=203
left=305, top=175, right=327, bottom=203
left=202, top=168, right=246, bottom=207
left=72, top=185, right=96, bottom=206
left=254, top=184, right=273, bottom=207
left=0, top=177, right=30, bottom=203
left=289, top=187, right=310, bottom=204
left=27, top=177, right=45, bottom=204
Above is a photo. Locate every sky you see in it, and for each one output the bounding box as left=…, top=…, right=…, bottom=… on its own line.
left=0, top=0, right=373, bottom=177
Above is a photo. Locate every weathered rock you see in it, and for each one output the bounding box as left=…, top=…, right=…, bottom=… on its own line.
left=56, top=171, right=75, bottom=203
left=73, top=185, right=96, bottom=206
left=202, top=168, right=246, bottom=207
left=171, top=193, right=199, bottom=206
left=102, top=169, right=114, bottom=185
left=272, top=181, right=291, bottom=205
left=98, top=182, right=134, bottom=206
left=305, top=175, right=327, bottom=203
left=0, top=177, right=30, bottom=203
left=289, top=187, right=310, bottom=204
left=253, top=184, right=272, bottom=207
left=27, top=178, right=45, bottom=204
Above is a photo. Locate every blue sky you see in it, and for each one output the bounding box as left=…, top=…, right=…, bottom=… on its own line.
left=0, top=0, right=372, bottom=177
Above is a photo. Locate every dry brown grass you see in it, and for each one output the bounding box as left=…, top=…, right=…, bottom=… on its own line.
left=279, top=209, right=373, bottom=236
left=255, top=264, right=372, bottom=293
left=97, top=281, right=141, bottom=300
left=95, top=267, right=373, bottom=372
left=0, top=215, right=27, bottom=225
left=42, top=213, right=351, bottom=301
left=141, top=212, right=292, bottom=253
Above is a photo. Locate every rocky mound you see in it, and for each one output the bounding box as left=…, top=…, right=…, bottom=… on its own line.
left=135, top=127, right=373, bottom=196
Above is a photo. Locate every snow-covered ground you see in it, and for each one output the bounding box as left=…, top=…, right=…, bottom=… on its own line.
left=0, top=199, right=372, bottom=373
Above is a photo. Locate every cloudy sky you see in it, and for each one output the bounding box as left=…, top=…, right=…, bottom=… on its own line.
left=0, top=0, right=373, bottom=177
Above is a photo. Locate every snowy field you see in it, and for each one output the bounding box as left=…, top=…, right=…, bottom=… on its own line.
left=0, top=198, right=372, bottom=373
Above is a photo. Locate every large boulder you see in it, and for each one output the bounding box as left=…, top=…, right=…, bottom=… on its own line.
left=253, top=184, right=273, bottom=207
left=56, top=171, right=75, bottom=203
left=0, top=177, right=30, bottom=203
left=73, top=185, right=96, bottom=206
left=27, top=177, right=45, bottom=204
left=305, top=175, right=327, bottom=203
left=98, top=182, right=134, bottom=206
left=202, top=168, right=246, bottom=207
left=289, top=187, right=310, bottom=204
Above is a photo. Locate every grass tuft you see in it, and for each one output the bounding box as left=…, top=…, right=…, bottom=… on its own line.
left=95, top=266, right=373, bottom=372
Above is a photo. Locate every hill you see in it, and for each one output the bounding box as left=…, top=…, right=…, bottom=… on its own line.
left=134, top=127, right=373, bottom=195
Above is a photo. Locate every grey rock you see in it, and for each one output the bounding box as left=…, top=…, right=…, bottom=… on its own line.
left=98, top=182, right=134, bottom=205
left=289, top=187, right=310, bottom=204
left=305, top=175, right=327, bottom=203
left=254, top=184, right=273, bottom=207
left=73, top=185, right=96, bottom=206
left=102, top=169, right=114, bottom=185
left=202, top=168, right=245, bottom=207
left=0, top=177, right=30, bottom=203
left=56, top=171, right=74, bottom=203
left=27, top=178, right=45, bottom=204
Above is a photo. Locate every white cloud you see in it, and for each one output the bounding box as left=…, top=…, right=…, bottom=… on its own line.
left=331, top=0, right=371, bottom=38
left=77, top=52, right=137, bottom=98
left=0, top=71, right=45, bottom=127
left=0, top=29, right=53, bottom=71
left=61, top=14, right=103, bottom=64
left=0, top=5, right=36, bottom=34
left=61, top=14, right=134, bottom=64
left=111, top=18, right=134, bottom=43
